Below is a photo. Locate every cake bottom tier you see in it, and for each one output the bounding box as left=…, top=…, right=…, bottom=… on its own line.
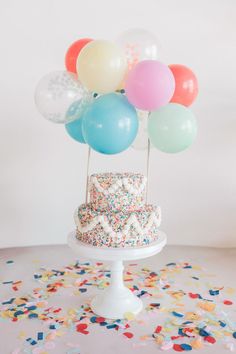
left=74, top=203, right=161, bottom=248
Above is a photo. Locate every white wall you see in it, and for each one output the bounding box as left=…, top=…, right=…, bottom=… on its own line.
left=0, top=0, right=236, bottom=248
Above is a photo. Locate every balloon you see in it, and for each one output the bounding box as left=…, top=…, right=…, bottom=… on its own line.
left=125, top=60, right=175, bottom=111
left=169, top=64, right=198, bottom=106
left=148, top=103, right=197, bottom=153
left=65, top=116, right=86, bottom=144
left=35, top=71, right=90, bottom=123
left=131, top=110, right=150, bottom=150
left=76, top=40, right=127, bottom=94
left=116, top=28, right=160, bottom=72
left=65, top=96, right=92, bottom=123
left=65, top=38, right=93, bottom=74
left=82, top=93, right=138, bottom=154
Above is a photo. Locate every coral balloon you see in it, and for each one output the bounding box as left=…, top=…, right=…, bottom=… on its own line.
left=82, top=93, right=138, bottom=154
left=125, top=60, right=175, bottom=111
left=148, top=103, right=197, bottom=153
left=65, top=38, right=93, bottom=74
left=169, top=64, right=198, bottom=106
left=76, top=40, right=127, bottom=94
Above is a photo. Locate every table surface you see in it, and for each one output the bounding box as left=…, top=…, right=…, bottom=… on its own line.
left=0, top=243, right=236, bottom=354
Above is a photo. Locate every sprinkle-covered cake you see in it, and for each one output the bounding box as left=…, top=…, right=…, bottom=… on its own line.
left=75, top=173, right=161, bottom=248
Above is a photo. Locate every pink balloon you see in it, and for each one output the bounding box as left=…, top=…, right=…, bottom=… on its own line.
left=125, top=60, right=175, bottom=111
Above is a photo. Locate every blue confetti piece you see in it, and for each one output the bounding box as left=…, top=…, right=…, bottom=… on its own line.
left=79, top=288, right=87, bottom=293
left=37, top=332, right=44, bottom=340
left=49, top=324, right=56, bottom=329
left=183, top=265, right=192, bottom=269
left=2, top=281, right=13, bottom=284
left=14, top=310, right=24, bottom=317
left=28, top=313, right=38, bottom=319
left=90, top=316, right=97, bottom=323
left=27, top=305, right=37, bottom=311
left=219, top=320, right=226, bottom=327
left=181, top=343, right=192, bottom=351
left=166, top=263, right=176, bottom=266
left=209, top=289, right=220, bottom=296
left=192, top=276, right=199, bottom=280
left=2, top=298, right=15, bottom=305
left=106, top=324, right=118, bottom=329
left=233, top=332, right=236, bottom=339
left=6, top=260, right=14, bottom=264
left=199, top=328, right=210, bottom=337
left=172, top=311, right=184, bottom=317
left=99, top=322, right=107, bottom=326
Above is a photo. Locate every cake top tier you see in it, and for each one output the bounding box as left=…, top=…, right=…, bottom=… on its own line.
left=89, top=172, right=147, bottom=212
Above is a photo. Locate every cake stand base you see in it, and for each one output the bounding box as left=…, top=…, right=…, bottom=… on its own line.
left=68, top=231, right=167, bottom=319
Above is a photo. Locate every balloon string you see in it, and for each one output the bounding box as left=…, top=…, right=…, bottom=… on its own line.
left=85, top=147, right=91, bottom=204
left=146, top=113, right=151, bottom=204
left=146, top=138, right=151, bottom=203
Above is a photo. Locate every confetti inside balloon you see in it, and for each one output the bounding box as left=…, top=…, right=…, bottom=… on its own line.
left=116, top=28, right=160, bottom=72
left=35, top=71, right=89, bottom=124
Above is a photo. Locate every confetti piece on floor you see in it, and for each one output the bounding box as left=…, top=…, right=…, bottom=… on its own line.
left=224, top=300, right=233, bottom=305
left=1, top=259, right=236, bottom=353
left=198, top=301, right=216, bottom=312
left=76, top=323, right=89, bottom=335
left=190, top=338, right=203, bottom=349
left=123, top=332, right=134, bottom=339
left=124, top=312, right=135, bottom=320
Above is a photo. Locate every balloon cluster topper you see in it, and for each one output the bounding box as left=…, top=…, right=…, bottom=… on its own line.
left=35, top=29, right=198, bottom=154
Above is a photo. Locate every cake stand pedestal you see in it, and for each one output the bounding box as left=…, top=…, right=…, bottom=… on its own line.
left=68, top=231, right=167, bottom=319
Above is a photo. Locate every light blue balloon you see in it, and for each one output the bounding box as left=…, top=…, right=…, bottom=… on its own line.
left=65, top=117, right=86, bottom=143
left=82, top=93, right=138, bottom=154
left=148, top=103, right=197, bottom=153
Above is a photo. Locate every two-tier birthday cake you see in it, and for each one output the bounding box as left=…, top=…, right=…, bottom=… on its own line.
left=74, top=173, right=161, bottom=248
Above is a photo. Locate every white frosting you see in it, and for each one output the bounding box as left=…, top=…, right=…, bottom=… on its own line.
left=74, top=207, right=161, bottom=242
left=90, top=175, right=147, bottom=196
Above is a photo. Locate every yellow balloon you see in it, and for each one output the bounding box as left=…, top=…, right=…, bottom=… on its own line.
left=76, top=40, right=127, bottom=94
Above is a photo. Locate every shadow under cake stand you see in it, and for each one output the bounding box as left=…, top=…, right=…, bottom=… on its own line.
left=68, top=231, right=167, bottom=319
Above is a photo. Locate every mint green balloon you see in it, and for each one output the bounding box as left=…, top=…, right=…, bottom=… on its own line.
left=148, top=103, right=197, bottom=153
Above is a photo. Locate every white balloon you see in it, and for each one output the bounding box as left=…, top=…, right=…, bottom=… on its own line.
left=35, top=71, right=91, bottom=124
left=132, top=110, right=151, bottom=150
left=116, top=28, right=160, bottom=71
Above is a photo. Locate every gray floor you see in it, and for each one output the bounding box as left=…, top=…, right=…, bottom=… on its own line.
left=0, top=244, right=236, bottom=353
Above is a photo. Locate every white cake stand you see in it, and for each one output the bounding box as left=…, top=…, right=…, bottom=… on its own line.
left=68, top=231, right=167, bottom=319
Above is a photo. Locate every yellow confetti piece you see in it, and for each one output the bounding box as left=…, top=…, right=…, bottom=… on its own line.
left=198, top=301, right=216, bottom=312
left=155, top=335, right=164, bottom=344
left=185, top=312, right=202, bottom=321
left=18, top=331, right=26, bottom=339
left=223, top=330, right=232, bottom=336
left=226, top=287, right=236, bottom=295
left=124, top=312, right=135, bottom=320
left=191, top=338, right=203, bottom=349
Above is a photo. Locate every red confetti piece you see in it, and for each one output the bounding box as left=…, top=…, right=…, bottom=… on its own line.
left=95, top=317, right=106, bottom=323
left=204, top=336, right=216, bottom=344
left=189, top=292, right=200, bottom=299
left=224, top=300, right=233, bottom=305
left=155, top=325, right=162, bottom=334
left=173, top=343, right=184, bottom=351
left=123, top=332, right=134, bottom=339
left=76, top=323, right=89, bottom=335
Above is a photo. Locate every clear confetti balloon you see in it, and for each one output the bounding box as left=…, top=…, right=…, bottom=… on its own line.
left=116, top=28, right=160, bottom=72
left=131, top=110, right=151, bottom=150
left=35, top=71, right=91, bottom=123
